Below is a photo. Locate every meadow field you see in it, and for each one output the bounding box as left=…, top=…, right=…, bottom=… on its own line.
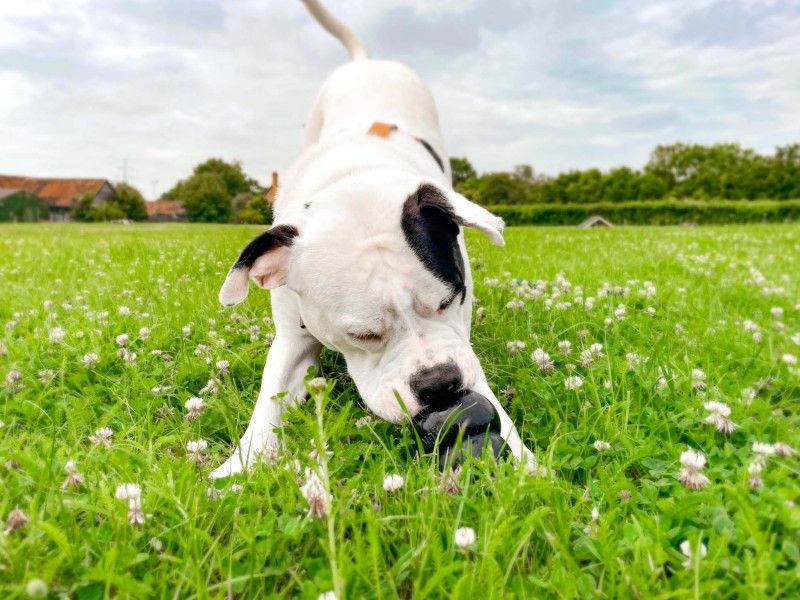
left=1, top=223, right=798, bottom=599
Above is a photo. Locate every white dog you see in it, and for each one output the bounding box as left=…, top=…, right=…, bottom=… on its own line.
left=210, top=0, right=536, bottom=479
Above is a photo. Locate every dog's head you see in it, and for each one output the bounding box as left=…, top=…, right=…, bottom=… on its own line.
left=219, top=177, right=504, bottom=424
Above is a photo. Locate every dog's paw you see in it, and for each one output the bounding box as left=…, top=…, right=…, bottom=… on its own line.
left=209, top=453, right=246, bottom=480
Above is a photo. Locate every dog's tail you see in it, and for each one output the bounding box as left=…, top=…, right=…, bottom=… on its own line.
left=299, top=0, right=368, bottom=61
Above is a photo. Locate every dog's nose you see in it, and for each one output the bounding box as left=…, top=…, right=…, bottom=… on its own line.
left=409, top=361, right=463, bottom=408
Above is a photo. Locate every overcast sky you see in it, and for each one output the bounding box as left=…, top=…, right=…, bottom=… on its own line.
left=2, top=0, right=799, bottom=198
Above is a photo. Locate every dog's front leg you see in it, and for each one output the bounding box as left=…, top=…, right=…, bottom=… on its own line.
left=472, top=372, right=538, bottom=473
left=210, top=307, right=320, bottom=479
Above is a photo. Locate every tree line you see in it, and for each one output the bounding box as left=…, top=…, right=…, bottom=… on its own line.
left=72, top=158, right=273, bottom=223
left=453, top=142, right=800, bottom=206
left=72, top=142, right=800, bottom=222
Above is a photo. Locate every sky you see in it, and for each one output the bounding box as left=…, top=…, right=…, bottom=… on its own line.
left=2, top=0, right=799, bottom=198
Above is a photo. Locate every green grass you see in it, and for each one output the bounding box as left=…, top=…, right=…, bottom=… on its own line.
left=1, top=223, right=799, bottom=599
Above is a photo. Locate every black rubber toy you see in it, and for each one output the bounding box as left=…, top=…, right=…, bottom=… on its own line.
left=413, top=390, right=508, bottom=468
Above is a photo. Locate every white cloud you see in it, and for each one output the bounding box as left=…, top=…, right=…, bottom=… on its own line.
left=1, top=0, right=798, bottom=196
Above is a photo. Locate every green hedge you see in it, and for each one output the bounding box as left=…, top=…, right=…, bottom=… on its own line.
left=486, top=200, right=800, bottom=226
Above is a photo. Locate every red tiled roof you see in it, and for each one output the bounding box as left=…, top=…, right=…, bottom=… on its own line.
left=145, top=200, right=186, bottom=216
left=0, top=175, right=110, bottom=208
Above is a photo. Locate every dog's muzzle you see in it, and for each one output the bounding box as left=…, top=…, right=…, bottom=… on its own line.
left=410, top=363, right=507, bottom=468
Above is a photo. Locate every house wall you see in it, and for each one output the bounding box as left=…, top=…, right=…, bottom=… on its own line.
left=93, top=183, right=116, bottom=205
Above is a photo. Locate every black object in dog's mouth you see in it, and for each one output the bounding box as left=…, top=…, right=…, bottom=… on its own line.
left=413, top=390, right=509, bottom=469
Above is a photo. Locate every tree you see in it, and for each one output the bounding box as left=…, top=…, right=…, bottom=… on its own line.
left=93, top=202, right=125, bottom=221
left=513, top=164, right=535, bottom=182
left=112, top=182, right=147, bottom=221
left=71, top=193, right=97, bottom=222
left=180, top=173, right=232, bottom=223
left=193, top=158, right=258, bottom=198
left=234, top=193, right=273, bottom=224
left=449, top=157, right=477, bottom=188
left=459, top=172, right=534, bottom=205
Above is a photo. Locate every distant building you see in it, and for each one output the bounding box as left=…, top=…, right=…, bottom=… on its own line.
left=578, top=215, right=614, bottom=228
left=0, top=188, right=50, bottom=221
left=0, top=175, right=114, bottom=221
left=145, top=200, right=187, bottom=222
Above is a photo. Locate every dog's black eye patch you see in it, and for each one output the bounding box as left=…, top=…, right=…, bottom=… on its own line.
left=401, top=184, right=466, bottom=301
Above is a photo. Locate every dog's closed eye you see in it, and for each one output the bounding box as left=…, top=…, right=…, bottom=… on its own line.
left=349, top=331, right=384, bottom=343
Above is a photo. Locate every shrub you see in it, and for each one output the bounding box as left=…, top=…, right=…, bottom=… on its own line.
left=486, top=199, right=800, bottom=226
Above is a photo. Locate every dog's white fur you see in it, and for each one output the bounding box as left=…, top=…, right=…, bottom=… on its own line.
left=210, top=0, right=535, bottom=479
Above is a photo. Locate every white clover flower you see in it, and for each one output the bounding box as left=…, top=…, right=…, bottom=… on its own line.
left=773, top=442, right=795, bottom=457
left=215, top=359, right=230, bottom=375
left=43, top=300, right=54, bottom=312
left=770, top=306, right=784, bottom=318
left=747, top=460, right=764, bottom=489
left=614, top=304, right=626, bottom=321
left=743, top=320, right=759, bottom=333
left=25, top=579, right=48, bottom=598
left=593, top=440, right=611, bottom=452
left=300, top=468, right=330, bottom=519
left=505, top=299, right=524, bottom=310
left=118, top=306, right=131, bottom=315
left=82, top=353, right=99, bottom=368
left=115, top=483, right=144, bottom=525
left=118, top=348, right=137, bottom=363
left=677, top=448, right=710, bottom=490
left=564, top=375, right=584, bottom=390
left=506, top=340, right=526, bottom=354
left=645, top=306, right=656, bottom=316
left=197, top=378, right=218, bottom=395
left=679, top=539, right=707, bottom=569
left=138, top=326, right=151, bottom=340
left=89, top=427, right=113, bottom=447
left=475, top=306, right=487, bottom=320
left=115, top=333, right=129, bottom=347
left=182, top=324, right=192, bottom=337
left=680, top=449, right=706, bottom=470
left=49, top=327, right=66, bottom=344
left=531, top=348, right=554, bottom=373
left=61, top=460, right=84, bottom=490
left=741, top=387, right=756, bottom=404
left=184, top=396, right=204, bottom=420
left=186, top=439, right=208, bottom=463
left=318, top=592, right=337, bottom=600
left=703, top=401, right=737, bottom=434
left=625, top=353, right=641, bottom=369
left=557, top=340, right=572, bottom=355
left=781, top=353, right=797, bottom=366
left=752, top=442, right=776, bottom=456
left=37, top=369, right=55, bottom=384
left=5, top=507, right=29, bottom=532
left=454, top=526, right=477, bottom=549
left=791, top=332, right=800, bottom=346
left=382, top=473, right=405, bottom=493
left=115, top=483, right=141, bottom=502
left=691, top=369, right=706, bottom=390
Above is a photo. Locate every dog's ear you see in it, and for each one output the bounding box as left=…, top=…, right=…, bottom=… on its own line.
left=413, top=184, right=505, bottom=246
left=218, top=224, right=298, bottom=306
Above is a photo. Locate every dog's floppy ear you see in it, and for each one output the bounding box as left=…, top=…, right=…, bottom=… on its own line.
left=415, top=183, right=505, bottom=246
left=218, top=224, right=298, bottom=306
